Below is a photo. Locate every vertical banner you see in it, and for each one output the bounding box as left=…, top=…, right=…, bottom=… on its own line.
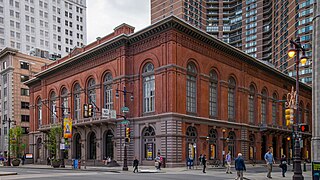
left=64, top=117, right=72, bottom=138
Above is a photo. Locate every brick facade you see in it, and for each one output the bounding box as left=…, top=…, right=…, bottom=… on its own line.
left=27, top=16, right=312, bottom=167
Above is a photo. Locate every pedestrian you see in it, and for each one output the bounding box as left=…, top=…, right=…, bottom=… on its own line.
left=133, top=156, right=139, bottom=173
left=235, top=153, right=246, bottom=180
left=226, top=151, right=232, bottom=174
left=264, top=147, right=275, bottom=179
left=279, top=154, right=287, bottom=177
left=155, top=152, right=162, bottom=170
left=47, top=156, right=50, bottom=166
left=21, top=154, right=25, bottom=165
left=202, top=154, right=207, bottom=173
left=103, top=156, right=107, bottom=165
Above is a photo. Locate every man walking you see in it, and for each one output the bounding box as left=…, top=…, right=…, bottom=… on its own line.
left=226, top=151, right=232, bottom=174
left=264, top=147, right=275, bottom=179
left=202, top=154, right=207, bottom=173
left=235, top=153, right=246, bottom=180
left=133, top=156, right=139, bottom=173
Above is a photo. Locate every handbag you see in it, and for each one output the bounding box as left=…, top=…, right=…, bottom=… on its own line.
left=155, top=161, right=159, bottom=167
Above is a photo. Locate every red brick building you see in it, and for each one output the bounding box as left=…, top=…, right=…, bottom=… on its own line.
left=26, top=16, right=311, bottom=167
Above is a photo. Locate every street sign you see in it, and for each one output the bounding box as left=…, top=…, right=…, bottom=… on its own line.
left=102, top=108, right=110, bottom=118
left=60, top=143, right=65, bottom=150
left=120, top=120, right=129, bottom=125
left=121, top=107, right=129, bottom=113
left=110, top=110, right=116, bottom=119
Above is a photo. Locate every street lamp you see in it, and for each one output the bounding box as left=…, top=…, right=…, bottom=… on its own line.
left=2, top=118, right=15, bottom=166
left=287, top=36, right=307, bottom=180
left=222, top=128, right=226, bottom=167
left=115, top=86, right=133, bottom=171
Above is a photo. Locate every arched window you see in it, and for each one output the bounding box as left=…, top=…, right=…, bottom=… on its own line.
left=142, top=126, right=156, bottom=160
left=103, top=73, right=113, bottom=110
left=88, top=132, right=96, bottom=159
left=143, top=63, right=155, bottom=113
left=73, top=83, right=81, bottom=120
left=248, top=85, right=255, bottom=124
left=61, top=88, right=68, bottom=118
left=186, top=126, right=197, bottom=159
left=208, top=128, right=217, bottom=160
left=228, top=77, right=236, bottom=121
left=186, top=62, right=197, bottom=113
left=299, top=101, right=304, bottom=124
left=37, top=98, right=42, bottom=129
left=87, top=78, right=96, bottom=117
left=261, top=89, right=267, bottom=124
left=49, top=92, right=57, bottom=124
left=272, top=93, right=278, bottom=125
left=282, top=95, right=287, bottom=127
left=209, top=70, right=218, bottom=117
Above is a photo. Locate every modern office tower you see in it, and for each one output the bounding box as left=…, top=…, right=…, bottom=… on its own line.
left=151, top=0, right=315, bottom=84
left=0, top=0, right=87, bottom=60
left=0, top=48, right=52, bottom=155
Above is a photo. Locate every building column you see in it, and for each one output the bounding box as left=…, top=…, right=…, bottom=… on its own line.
left=312, top=3, right=320, bottom=162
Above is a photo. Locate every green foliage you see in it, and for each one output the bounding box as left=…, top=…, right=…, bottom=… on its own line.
left=9, top=126, right=26, bottom=158
left=47, top=126, right=62, bottom=159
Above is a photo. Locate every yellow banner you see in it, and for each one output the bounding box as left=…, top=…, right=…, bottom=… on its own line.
left=64, top=117, right=72, bottom=138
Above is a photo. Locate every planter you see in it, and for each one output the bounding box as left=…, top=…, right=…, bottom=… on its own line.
left=52, top=160, right=60, bottom=168
left=12, top=159, right=20, bottom=166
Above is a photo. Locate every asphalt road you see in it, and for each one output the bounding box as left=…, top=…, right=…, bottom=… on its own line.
left=0, top=165, right=312, bottom=180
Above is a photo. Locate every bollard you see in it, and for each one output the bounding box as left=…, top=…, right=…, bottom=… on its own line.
left=303, top=161, right=307, bottom=172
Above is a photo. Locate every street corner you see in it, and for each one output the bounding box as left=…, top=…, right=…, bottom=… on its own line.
left=0, top=172, right=18, bottom=176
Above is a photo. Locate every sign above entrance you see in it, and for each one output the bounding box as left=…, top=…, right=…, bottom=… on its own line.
left=121, top=107, right=129, bottom=113
left=102, top=108, right=110, bottom=118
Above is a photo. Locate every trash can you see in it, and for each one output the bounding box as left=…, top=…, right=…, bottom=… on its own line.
left=73, top=159, right=78, bottom=169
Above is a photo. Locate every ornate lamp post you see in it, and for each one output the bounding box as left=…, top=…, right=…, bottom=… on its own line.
left=115, top=86, right=133, bottom=171
left=287, top=37, right=307, bottom=180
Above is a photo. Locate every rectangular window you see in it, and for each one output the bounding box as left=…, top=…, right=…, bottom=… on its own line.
left=21, top=115, right=30, bottom=122
left=21, top=102, right=30, bottom=109
left=20, top=62, right=29, bottom=69
left=21, top=88, right=29, bottom=96
left=20, top=75, right=29, bottom=82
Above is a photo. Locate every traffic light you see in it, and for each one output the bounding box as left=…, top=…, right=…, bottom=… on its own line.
left=298, top=124, right=309, bottom=132
left=285, top=108, right=294, bottom=126
left=83, top=104, right=88, bottom=118
left=125, top=127, right=130, bottom=143
left=287, top=137, right=291, bottom=141
left=88, top=104, right=93, bottom=117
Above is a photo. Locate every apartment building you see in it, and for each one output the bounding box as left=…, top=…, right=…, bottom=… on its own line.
left=0, top=47, right=52, bottom=155
left=151, top=0, right=315, bottom=84
left=0, top=0, right=87, bottom=59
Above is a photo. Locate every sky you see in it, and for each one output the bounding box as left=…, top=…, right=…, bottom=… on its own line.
left=87, top=0, right=150, bottom=44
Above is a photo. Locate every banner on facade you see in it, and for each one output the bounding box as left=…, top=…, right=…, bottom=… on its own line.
left=64, top=117, right=72, bottom=138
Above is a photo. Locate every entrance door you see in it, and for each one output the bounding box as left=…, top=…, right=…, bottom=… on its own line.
left=105, top=130, right=114, bottom=159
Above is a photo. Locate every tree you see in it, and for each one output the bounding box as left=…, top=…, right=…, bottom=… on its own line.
left=47, top=126, right=62, bottom=160
left=9, top=126, right=26, bottom=159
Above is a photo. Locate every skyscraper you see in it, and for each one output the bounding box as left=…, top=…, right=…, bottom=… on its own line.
left=151, top=0, right=315, bottom=84
left=0, top=0, right=87, bottom=59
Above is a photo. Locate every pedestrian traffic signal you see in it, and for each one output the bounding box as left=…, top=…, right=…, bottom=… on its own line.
left=285, top=108, right=294, bottom=126
left=125, top=127, right=130, bottom=142
left=298, top=124, right=309, bottom=132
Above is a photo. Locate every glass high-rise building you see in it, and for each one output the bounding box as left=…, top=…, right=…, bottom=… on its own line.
left=151, top=0, right=315, bottom=84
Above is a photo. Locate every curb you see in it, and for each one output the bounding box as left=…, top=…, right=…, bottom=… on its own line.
left=0, top=172, right=18, bottom=176
left=0, top=166, right=121, bottom=173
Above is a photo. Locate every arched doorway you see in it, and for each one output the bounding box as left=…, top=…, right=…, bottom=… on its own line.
left=73, top=133, right=81, bottom=159
left=249, top=134, right=255, bottom=160
left=142, top=126, right=156, bottom=161
left=105, top=130, right=114, bottom=159
left=36, top=138, right=42, bottom=163
left=261, top=135, right=267, bottom=160
left=227, top=131, right=236, bottom=159
left=186, top=126, right=197, bottom=161
left=88, top=132, right=96, bottom=159
left=208, top=128, right=217, bottom=160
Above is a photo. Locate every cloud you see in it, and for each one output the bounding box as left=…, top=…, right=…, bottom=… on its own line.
left=87, top=0, right=150, bottom=44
